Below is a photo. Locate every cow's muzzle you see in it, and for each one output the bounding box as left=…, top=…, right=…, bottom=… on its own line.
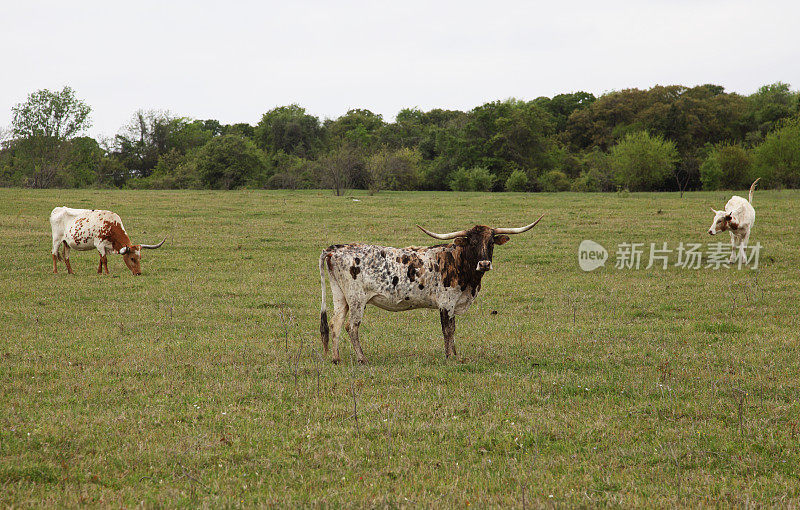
left=476, top=260, right=493, bottom=271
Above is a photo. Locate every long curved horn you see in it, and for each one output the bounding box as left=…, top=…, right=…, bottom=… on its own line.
left=416, top=225, right=468, bottom=240
left=493, top=213, right=545, bottom=235
left=140, top=237, right=166, bottom=249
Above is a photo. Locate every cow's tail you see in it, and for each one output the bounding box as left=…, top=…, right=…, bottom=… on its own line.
left=319, top=252, right=330, bottom=354
left=56, top=241, right=65, bottom=262
left=749, top=177, right=760, bottom=204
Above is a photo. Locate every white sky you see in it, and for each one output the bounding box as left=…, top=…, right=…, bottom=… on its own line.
left=1, top=0, right=798, bottom=139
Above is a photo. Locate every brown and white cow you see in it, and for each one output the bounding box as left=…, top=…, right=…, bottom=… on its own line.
left=318, top=215, right=544, bottom=364
left=50, top=207, right=165, bottom=275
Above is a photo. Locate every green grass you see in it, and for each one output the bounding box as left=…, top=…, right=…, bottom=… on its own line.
left=1, top=188, right=799, bottom=507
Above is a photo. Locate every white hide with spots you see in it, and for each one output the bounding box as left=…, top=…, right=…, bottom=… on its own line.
left=707, top=179, right=759, bottom=263
left=50, top=207, right=134, bottom=257
left=323, top=244, right=479, bottom=318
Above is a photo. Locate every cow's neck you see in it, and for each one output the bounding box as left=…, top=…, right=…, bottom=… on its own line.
left=103, top=222, right=132, bottom=252
left=452, top=244, right=485, bottom=291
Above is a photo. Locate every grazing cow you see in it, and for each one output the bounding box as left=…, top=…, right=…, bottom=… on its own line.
left=318, top=215, right=544, bottom=364
left=707, top=178, right=760, bottom=263
left=50, top=207, right=165, bottom=275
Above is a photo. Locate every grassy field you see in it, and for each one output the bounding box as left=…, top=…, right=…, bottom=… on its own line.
left=1, top=188, right=799, bottom=507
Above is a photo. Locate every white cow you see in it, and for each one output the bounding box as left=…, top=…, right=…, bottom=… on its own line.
left=707, top=178, right=760, bottom=263
left=50, top=207, right=165, bottom=275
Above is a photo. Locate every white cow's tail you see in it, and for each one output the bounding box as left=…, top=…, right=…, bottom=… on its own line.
left=749, top=178, right=760, bottom=204
left=57, top=241, right=65, bottom=262
left=319, top=252, right=330, bottom=353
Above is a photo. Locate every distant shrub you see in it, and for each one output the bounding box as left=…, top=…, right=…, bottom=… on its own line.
left=448, top=166, right=497, bottom=192
left=468, top=167, right=496, bottom=191
left=753, top=118, right=800, bottom=188
left=538, top=170, right=571, bottom=192
left=448, top=167, right=472, bottom=191
left=700, top=144, right=753, bottom=190
left=608, top=131, right=678, bottom=191
left=571, top=169, right=605, bottom=192
left=505, top=169, right=529, bottom=191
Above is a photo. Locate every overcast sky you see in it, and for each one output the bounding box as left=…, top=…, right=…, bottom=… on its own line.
left=2, top=0, right=798, bottom=139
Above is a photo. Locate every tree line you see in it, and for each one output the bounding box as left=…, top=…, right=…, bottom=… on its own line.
left=1, top=84, right=799, bottom=193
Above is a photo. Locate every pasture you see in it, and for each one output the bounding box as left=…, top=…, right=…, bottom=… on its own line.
left=1, top=188, right=799, bottom=507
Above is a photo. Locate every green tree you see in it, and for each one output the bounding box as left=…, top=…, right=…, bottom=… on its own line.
left=454, top=100, right=554, bottom=188
left=10, top=86, right=92, bottom=187
left=189, top=135, right=270, bottom=189
left=135, top=149, right=200, bottom=189
left=533, top=91, right=596, bottom=132
left=63, top=137, right=104, bottom=188
left=114, top=111, right=213, bottom=180
left=324, top=109, right=386, bottom=149
left=746, top=82, right=800, bottom=139
left=254, top=105, right=322, bottom=158
left=699, top=144, right=753, bottom=190
left=316, top=143, right=365, bottom=196
left=367, top=147, right=422, bottom=193
left=608, top=131, right=679, bottom=191
left=266, top=151, right=311, bottom=190
left=753, top=118, right=800, bottom=188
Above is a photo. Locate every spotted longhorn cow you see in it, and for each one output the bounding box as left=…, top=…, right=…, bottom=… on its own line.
left=318, top=215, right=544, bottom=364
left=50, top=207, right=165, bottom=275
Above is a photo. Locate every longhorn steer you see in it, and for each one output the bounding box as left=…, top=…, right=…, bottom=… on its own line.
left=318, top=215, right=544, bottom=364
left=50, top=207, right=165, bottom=275
left=707, top=178, right=760, bottom=263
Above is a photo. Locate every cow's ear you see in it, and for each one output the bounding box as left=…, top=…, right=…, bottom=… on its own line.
left=453, top=237, right=468, bottom=247
left=494, top=235, right=510, bottom=245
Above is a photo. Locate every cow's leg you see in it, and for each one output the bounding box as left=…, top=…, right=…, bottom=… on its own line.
left=97, top=246, right=109, bottom=275
left=739, top=231, right=750, bottom=263
left=330, top=300, right=348, bottom=364
left=97, top=256, right=104, bottom=274
left=51, top=231, right=62, bottom=273
left=729, top=233, right=738, bottom=264
left=62, top=242, right=74, bottom=274
left=346, top=302, right=367, bottom=365
left=327, top=277, right=349, bottom=364
left=440, top=309, right=457, bottom=358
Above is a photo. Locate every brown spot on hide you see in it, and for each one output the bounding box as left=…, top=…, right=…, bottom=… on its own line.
left=355, top=257, right=360, bottom=265
left=326, top=253, right=333, bottom=271
left=392, top=276, right=398, bottom=286
left=350, top=266, right=361, bottom=279
left=396, top=257, right=401, bottom=263
left=380, top=250, right=386, bottom=258
left=402, top=255, right=409, bottom=264
left=419, top=284, right=424, bottom=290
left=98, top=220, right=132, bottom=252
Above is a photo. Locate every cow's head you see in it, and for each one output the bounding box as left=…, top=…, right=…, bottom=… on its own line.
left=708, top=208, right=737, bottom=235
left=417, top=214, right=545, bottom=272
left=119, top=238, right=166, bottom=275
